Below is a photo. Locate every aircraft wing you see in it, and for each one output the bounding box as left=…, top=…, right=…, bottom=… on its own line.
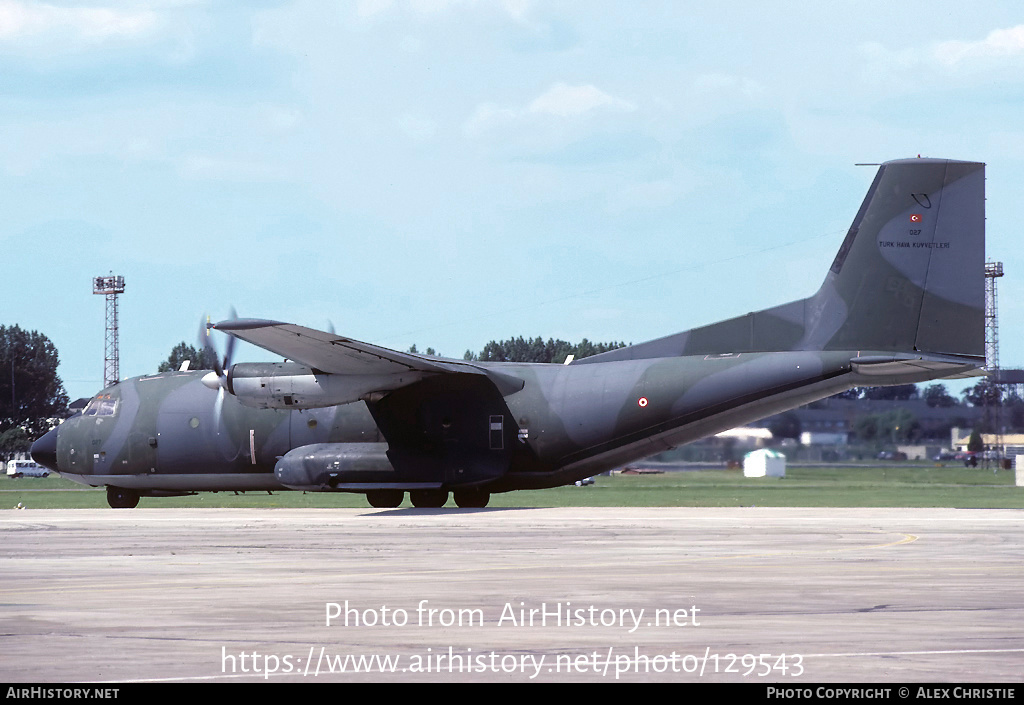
left=212, top=318, right=460, bottom=375
left=212, top=318, right=526, bottom=398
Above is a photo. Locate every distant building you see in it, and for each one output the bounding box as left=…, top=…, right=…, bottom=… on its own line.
left=761, top=397, right=983, bottom=442
left=951, top=428, right=1024, bottom=457
left=896, top=445, right=944, bottom=461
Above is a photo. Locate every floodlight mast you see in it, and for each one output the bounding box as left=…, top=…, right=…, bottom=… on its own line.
left=93, top=274, right=125, bottom=389
left=984, top=261, right=1003, bottom=373
left=984, top=261, right=1004, bottom=463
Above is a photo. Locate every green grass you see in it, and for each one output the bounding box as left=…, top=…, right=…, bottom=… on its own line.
left=3, top=465, right=1022, bottom=509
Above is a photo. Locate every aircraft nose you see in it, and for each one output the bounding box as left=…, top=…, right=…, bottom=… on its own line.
left=30, top=427, right=59, bottom=472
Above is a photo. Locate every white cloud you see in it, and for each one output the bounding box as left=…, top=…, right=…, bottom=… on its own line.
left=0, top=0, right=159, bottom=43
left=466, top=82, right=635, bottom=136
left=861, top=24, right=1024, bottom=78
left=178, top=152, right=285, bottom=181
left=934, top=25, right=1024, bottom=66
left=356, top=0, right=533, bottom=23
left=527, top=82, right=635, bottom=118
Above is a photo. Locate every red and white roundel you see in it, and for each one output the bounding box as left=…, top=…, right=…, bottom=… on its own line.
left=638, top=397, right=649, bottom=408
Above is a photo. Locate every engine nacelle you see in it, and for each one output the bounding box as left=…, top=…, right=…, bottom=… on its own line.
left=223, top=362, right=426, bottom=410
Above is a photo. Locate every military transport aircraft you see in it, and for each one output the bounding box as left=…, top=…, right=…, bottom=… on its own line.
left=31, top=158, right=986, bottom=509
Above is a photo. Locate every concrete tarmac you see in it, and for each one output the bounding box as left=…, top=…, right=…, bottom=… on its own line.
left=1, top=507, right=1022, bottom=683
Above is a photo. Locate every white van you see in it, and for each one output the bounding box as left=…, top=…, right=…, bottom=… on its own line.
left=5, top=459, right=49, bottom=478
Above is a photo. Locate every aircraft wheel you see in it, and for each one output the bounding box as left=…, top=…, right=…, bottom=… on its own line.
left=366, top=489, right=404, bottom=508
left=410, top=489, right=448, bottom=508
left=453, top=490, right=490, bottom=508
left=107, top=486, right=140, bottom=509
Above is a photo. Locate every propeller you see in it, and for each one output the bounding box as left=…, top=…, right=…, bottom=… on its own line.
left=200, top=307, right=238, bottom=392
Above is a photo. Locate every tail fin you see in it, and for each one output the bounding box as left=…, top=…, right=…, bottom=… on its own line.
left=581, top=158, right=986, bottom=363
left=811, top=157, right=985, bottom=357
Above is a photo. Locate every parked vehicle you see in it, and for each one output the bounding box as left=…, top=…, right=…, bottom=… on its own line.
left=6, top=459, right=50, bottom=478
left=877, top=450, right=907, bottom=461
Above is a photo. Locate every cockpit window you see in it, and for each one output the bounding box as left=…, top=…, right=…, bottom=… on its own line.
left=83, top=397, right=118, bottom=417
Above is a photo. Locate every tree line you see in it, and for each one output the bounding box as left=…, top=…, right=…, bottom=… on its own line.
left=462, top=336, right=628, bottom=364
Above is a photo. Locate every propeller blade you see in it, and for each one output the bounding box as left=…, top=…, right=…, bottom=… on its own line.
left=222, top=335, right=235, bottom=373
left=199, top=314, right=224, bottom=377
left=199, top=308, right=240, bottom=389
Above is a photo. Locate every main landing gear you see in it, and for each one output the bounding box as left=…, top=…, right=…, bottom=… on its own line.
left=107, top=486, right=140, bottom=509
left=365, top=489, right=404, bottom=508
left=452, top=489, right=490, bottom=508
left=364, top=489, right=491, bottom=508
left=410, top=489, right=449, bottom=508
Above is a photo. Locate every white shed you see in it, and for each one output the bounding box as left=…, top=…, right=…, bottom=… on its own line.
left=743, top=448, right=786, bottom=477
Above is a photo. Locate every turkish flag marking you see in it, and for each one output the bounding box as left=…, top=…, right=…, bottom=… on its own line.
left=910, top=214, right=923, bottom=223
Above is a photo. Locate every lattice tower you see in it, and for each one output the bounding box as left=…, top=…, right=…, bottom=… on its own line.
left=984, top=261, right=1004, bottom=461
left=93, top=274, right=125, bottom=389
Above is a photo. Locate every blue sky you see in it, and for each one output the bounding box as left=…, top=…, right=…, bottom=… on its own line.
left=2, top=0, right=1023, bottom=402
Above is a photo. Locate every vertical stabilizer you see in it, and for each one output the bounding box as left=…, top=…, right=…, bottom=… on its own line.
left=813, top=158, right=985, bottom=357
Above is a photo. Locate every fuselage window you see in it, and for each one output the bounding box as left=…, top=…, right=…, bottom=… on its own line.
left=83, top=398, right=119, bottom=417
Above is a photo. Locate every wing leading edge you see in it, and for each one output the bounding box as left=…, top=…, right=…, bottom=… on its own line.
left=212, top=318, right=458, bottom=375
left=211, top=318, right=525, bottom=400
